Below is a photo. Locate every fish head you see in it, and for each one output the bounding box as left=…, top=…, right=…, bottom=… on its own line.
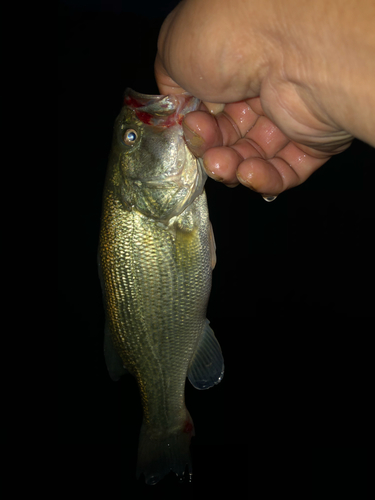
left=110, top=88, right=206, bottom=222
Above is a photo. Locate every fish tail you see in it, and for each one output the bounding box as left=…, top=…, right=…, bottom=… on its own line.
left=136, top=413, right=195, bottom=485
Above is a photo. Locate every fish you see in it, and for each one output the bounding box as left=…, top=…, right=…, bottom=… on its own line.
left=98, top=88, right=224, bottom=485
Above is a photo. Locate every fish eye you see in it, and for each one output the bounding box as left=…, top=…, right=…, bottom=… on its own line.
left=123, top=128, right=138, bottom=146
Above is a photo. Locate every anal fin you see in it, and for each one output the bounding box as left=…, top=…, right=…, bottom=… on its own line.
left=187, top=320, right=224, bottom=390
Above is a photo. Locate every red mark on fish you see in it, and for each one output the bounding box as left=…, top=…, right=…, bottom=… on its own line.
left=124, top=92, right=193, bottom=127
left=183, top=421, right=194, bottom=435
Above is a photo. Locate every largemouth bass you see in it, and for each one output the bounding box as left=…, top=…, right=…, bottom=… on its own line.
left=98, top=89, right=224, bottom=485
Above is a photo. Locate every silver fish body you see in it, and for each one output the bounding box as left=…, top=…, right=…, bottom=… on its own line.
left=98, top=89, right=224, bottom=485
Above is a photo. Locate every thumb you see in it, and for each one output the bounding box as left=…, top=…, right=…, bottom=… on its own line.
left=154, top=53, right=186, bottom=96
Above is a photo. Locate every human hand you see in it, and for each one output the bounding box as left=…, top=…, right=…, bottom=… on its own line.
left=155, top=0, right=375, bottom=196
left=178, top=98, right=351, bottom=197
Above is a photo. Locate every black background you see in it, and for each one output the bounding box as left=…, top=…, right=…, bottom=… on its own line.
left=59, top=1, right=370, bottom=496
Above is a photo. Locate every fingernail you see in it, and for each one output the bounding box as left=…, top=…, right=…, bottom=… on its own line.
left=204, top=102, right=225, bottom=115
left=237, top=172, right=256, bottom=190
left=202, top=158, right=224, bottom=182
left=182, top=121, right=204, bottom=152
left=237, top=172, right=278, bottom=200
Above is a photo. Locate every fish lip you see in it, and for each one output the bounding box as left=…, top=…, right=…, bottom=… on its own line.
left=124, top=88, right=200, bottom=112
left=124, top=88, right=200, bottom=127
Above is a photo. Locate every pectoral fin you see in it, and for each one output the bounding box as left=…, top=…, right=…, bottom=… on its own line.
left=187, top=320, right=224, bottom=390
left=104, top=320, right=128, bottom=381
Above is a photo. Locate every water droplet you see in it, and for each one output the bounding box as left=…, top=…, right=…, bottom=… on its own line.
left=146, top=474, right=160, bottom=486
left=262, top=195, right=278, bottom=202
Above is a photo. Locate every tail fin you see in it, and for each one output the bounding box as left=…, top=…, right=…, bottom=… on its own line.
left=136, top=417, right=194, bottom=485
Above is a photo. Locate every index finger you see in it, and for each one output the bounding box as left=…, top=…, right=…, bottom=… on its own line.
left=183, top=101, right=260, bottom=158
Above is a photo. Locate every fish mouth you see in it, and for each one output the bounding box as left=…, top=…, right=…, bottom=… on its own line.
left=123, top=88, right=200, bottom=128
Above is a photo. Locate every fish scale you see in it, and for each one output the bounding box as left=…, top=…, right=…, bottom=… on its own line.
left=99, top=89, right=224, bottom=485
